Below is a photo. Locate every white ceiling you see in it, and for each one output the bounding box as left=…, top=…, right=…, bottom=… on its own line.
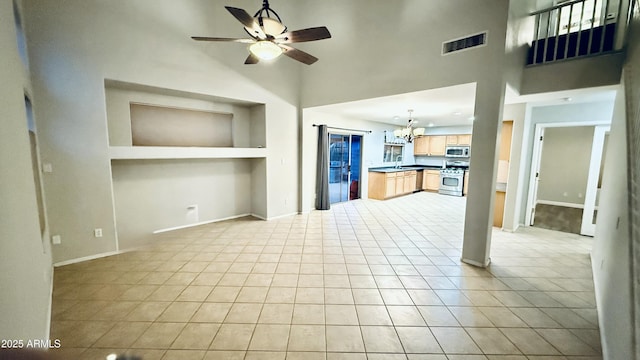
left=306, top=83, right=618, bottom=127
left=308, top=83, right=478, bottom=128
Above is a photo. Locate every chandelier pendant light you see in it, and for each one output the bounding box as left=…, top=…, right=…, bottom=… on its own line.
left=394, top=109, right=425, bottom=143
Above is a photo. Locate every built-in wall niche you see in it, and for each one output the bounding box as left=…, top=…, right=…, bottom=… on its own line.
left=105, top=80, right=268, bottom=248
left=105, top=79, right=266, bottom=157
left=130, top=103, right=233, bottom=147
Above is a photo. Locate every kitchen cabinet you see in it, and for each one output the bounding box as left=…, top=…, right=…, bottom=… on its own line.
left=493, top=120, right=513, bottom=228
left=493, top=191, right=506, bottom=227
left=404, top=171, right=417, bottom=193
left=414, top=136, right=446, bottom=156
left=447, top=134, right=472, bottom=146
left=395, top=173, right=405, bottom=194
left=413, top=136, right=429, bottom=155
left=463, top=170, right=469, bottom=195
left=385, top=174, right=396, bottom=198
left=457, top=134, right=472, bottom=145
left=415, top=170, right=424, bottom=192
left=368, top=170, right=418, bottom=200
left=429, top=136, right=446, bottom=156
left=423, top=170, right=440, bottom=191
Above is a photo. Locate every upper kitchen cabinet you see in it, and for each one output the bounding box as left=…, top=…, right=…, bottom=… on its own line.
left=414, top=136, right=429, bottom=155
left=446, top=134, right=472, bottom=146
left=414, top=135, right=446, bottom=156
left=429, top=136, right=447, bottom=155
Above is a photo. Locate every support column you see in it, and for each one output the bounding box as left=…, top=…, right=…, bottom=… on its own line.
left=461, top=79, right=506, bottom=267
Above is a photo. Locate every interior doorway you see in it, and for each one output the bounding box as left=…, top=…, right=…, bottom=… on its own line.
left=581, top=125, right=610, bottom=235
left=328, top=133, right=362, bottom=204
left=526, top=122, right=610, bottom=235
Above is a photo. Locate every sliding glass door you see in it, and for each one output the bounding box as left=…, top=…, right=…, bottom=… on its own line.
left=328, top=133, right=362, bottom=204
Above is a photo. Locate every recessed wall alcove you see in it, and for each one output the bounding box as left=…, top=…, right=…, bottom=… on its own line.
left=105, top=80, right=267, bottom=250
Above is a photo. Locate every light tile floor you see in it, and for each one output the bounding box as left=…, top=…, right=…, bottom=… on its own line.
left=49, top=192, right=602, bottom=360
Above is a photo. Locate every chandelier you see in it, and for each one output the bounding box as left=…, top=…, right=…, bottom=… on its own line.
left=393, top=109, right=425, bottom=143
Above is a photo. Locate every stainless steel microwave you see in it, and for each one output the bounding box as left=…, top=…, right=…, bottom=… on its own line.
left=445, top=145, right=470, bottom=158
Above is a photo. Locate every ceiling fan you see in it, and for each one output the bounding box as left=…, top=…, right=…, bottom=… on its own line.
left=191, top=0, right=331, bottom=65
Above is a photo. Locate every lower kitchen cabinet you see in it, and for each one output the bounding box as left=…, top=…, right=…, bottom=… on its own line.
left=463, top=170, right=469, bottom=195
left=369, top=170, right=418, bottom=200
left=395, top=174, right=404, bottom=194
left=385, top=175, right=396, bottom=198
left=404, top=171, right=417, bottom=193
left=423, top=170, right=440, bottom=191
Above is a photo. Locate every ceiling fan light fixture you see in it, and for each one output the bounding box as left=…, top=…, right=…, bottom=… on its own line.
left=260, top=17, right=286, bottom=36
left=249, top=41, right=283, bottom=60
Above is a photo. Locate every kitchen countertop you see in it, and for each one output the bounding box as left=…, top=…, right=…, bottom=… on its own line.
left=369, top=165, right=444, bottom=173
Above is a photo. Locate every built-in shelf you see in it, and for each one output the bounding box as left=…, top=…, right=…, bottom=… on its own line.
left=109, top=146, right=267, bottom=160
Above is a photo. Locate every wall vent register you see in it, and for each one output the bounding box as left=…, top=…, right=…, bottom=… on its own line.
left=442, top=31, right=487, bottom=55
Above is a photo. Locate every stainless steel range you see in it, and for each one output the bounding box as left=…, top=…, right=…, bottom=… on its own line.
left=439, top=160, right=469, bottom=196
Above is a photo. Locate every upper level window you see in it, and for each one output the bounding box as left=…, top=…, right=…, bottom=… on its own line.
left=554, top=0, right=605, bottom=35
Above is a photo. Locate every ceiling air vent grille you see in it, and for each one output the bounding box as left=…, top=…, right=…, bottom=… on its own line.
left=442, top=31, right=487, bottom=55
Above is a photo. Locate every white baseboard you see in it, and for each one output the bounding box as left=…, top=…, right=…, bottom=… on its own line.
left=46, top=268, right=54, bottom=340
left=461, top=257, right=491, bottom=268
left=536, top=199, right=584, bottom=209
left=53, top=250, right=124, bottom=267
left=54, top=212, right=300, bottom=267
left=266, top=212, right=299, bottom=221
left=250, top=213, right=267, bottom=220
left=153, top=213, right=252, bottom=234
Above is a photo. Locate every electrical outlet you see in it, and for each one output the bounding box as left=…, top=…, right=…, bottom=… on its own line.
left=52, top=235, right=61, bottom=245
left=94, top=228, right=103, bottom=238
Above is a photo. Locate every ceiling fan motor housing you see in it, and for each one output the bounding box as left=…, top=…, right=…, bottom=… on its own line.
left=252, top=0, right=287, bottom=36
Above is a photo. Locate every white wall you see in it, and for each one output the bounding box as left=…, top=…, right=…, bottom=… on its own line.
left=591, top=84, right=632, bottom=360
left=591, top=2, right=640, bottom=358
left=23, top=0, right=300, bottom=263
left=105, top=85, right=262, bottom=148
left=521, top=54, right=624, bottom=95
left=112, top=158, right=254, bottom=249
left=517, top=100, right=614, bottom=225
left=537, top=126, right=595, bottom=204
left=0, top=0, right=53, bottom=342
left=298, top=0, right=513, bottom=108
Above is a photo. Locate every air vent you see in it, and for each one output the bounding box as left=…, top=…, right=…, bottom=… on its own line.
left=442, top=31, right=487, bottom=55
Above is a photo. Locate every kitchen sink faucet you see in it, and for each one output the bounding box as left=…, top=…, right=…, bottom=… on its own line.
left=395, top=155, right=402, bottom=169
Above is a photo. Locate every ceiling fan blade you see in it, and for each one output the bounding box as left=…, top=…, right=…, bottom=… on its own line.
left=279, top=44, right=318, bottom=65
left=244, top=53, right=260, bottom=65
left=225, top=6, right=265, bottom=39
left=275, top=26, right=331, bottom=43
left=191, top=36, right=255, bottom=43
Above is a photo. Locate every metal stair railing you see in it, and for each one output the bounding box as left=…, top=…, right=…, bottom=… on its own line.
left=527, top=0, right=632, bottom=65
